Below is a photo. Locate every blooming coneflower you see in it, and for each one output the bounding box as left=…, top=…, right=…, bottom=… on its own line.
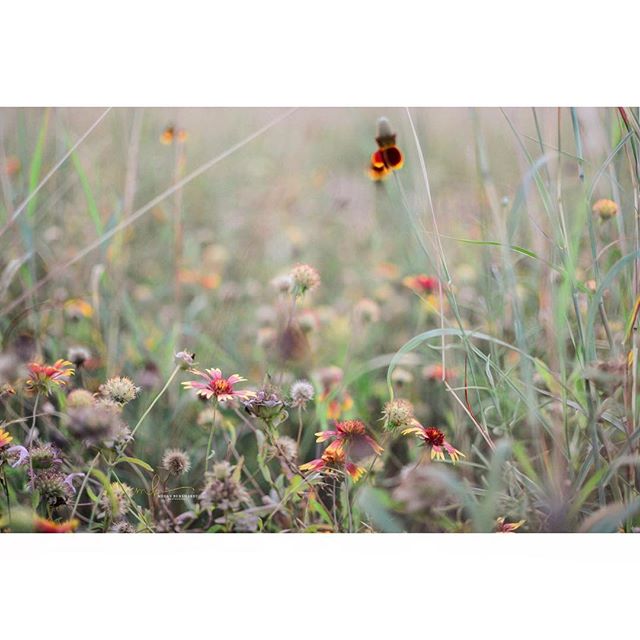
left=25, top=360, right=75, bottom=395
left=496, top=517, right=525, bottom=533
left=402, top=423, right=464, bottom=463
left=299, top=447, right=365, bottom=481
left=34, top=516, right=79, bottom=533
left=316, top=419, right=383, bottom=458
left=592, top=198, right=618, bottom=221
left=0, top=427, right=13, bottom=448
left=183, top=368, right=254, bottom=402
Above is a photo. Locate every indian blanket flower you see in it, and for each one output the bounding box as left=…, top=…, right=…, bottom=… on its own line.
left=316, top=419, right=383, bottom=459
left=25, top=360, right=75, bottom=395
left=496, top=517, right=525, bottom=533
left=299, top=447, right=365, bottom=482
left=182, top=368, right=254, bottom=402
left=0, top=427, right=13, bottom=448
left=402, top=423, right=464, bottom=463
left=403, top=274, right=438, bottom=296
left=34, top=516, right=79, bottom=533
left=592, top=198, right=618, bottom=221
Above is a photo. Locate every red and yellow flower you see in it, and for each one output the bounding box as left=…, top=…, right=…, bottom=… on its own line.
left=316, top=419, right=383, bottom=458
left=25, top=360, right=75, bottom=395
left=182, top=368, right=254, bottom=402
left=402, top=423, right=464, bottom=463
left=403, top=274, right=439, bottom=296
left=367, top=117, right=404, bottom=181
left=496, top=517, right=525, bottom=533
left=0, top=427, right=13, bottom=449
left=34, top=516, right=79, bottom=533
left=299, top=447, right=365, bottom=482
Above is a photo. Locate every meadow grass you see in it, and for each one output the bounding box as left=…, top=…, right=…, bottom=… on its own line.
left=0, top=106, right=638, bottom=533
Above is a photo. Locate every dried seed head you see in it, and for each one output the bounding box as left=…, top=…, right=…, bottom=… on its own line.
left=290, top=379, right=315, bottom=409
left=382, top=399, right=415, bottom=431
left=162, top=449, right=192, bottom=477
left=67, top=388, right=95, bottom=409
left=99, top=376, right=140, bottom=406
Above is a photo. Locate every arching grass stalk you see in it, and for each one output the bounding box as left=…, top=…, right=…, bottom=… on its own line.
left=131, top=364, right=181, bottom=439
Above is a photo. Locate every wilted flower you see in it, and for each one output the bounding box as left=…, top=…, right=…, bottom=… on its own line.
left=199, top=461, right=249, bottom=511
left=496, top=517, right=525, bottom=533
left=402, top=424, right=464, bottom=463
left=290, top=379, right=315, bottom=409
left=381, top=399, right=415, bottom=431
left=243, top=386, right=285, bottom=420
left=25, top=360, right=75, bottom=395
left=268, top=435, right=298, bottom=467
left=162, top=449, right=191, bottom=476
left=592, top=198, right=618, bottom=221
left=289, top=263, right=320, bottom=296
left=175, top=350, right=196, bottom=368
left=99, top=376, right=140, bottom=406
left=299, top=447, right=365, bottom=481
left=67, top=346, right=91, bottom=369
left=182, top=368, right=254, bottom=402
left=34, top=469, right=70, bottom=506
left=316, top=419, right=383, bottom=458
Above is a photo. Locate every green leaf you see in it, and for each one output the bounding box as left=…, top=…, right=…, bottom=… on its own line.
left=116, top=456, right=154, bottom=473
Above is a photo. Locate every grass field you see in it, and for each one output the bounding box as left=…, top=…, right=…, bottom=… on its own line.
left=1, top=106, right=639, bottom=533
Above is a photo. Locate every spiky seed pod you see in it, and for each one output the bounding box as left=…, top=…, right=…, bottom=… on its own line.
left=67, top=388, right=95, bottom=408
left=99, top=376, right=140, bottom=406
left=382, top=399, right=415, bottom=431
left=161, top=449, right=191, bottom=477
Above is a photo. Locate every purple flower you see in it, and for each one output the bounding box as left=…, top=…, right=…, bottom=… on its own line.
left=63, top=472, right=86, bottom=494
left=7, top=445, right=29, bottom=468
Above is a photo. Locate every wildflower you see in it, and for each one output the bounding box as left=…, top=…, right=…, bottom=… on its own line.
left=182, top=368, right=253, bottom=402
left=25, top=360, right=75, bottom=395
left=0, top=383, right=16, bottom=399
left=67, top=346, right=91, bottom=369
left=403, top=274, right=438, bottom=296
left=175, top=350, right=196, bottom=368
left=316, top=419, right=383, bottom=458
left=34, top=469, right=71, bottom=506
left=401, top=424, right=464, bottom=463
left=289, top=264, right=321, bottom=296
left=66, top=388, right=95, bottom=408
left=6, top=445, right=29, bottom=468
left=162, top=449, right=192, bottom=477
left=271, top=274, right=294, bottom=294
left=316, top=366, right=353, bottom=420
left=63, top=298, right=93, bottom=320
left=160, top=125, right=187, bottom=144
left=422, top=364, right=452, bottom=381
left=381, top=399, right=415, bottom=431
left=299, top=447, right=365, bottom=481
left=0, top=427, right=13, bottom=449
left=199, top=461, right=249, bottom=511
left=100, top=482, right=133, bottom=520
left=62, top=472, right=85, bottom=495
left=276, top=320, right=311, bottom=362
left=368, top=117, right=404, bottom=181
left=29, top=443, right=62, bottom=470
left=34, top=516, right=79, bottom=533
left=496, top=517, right=525, bottom=533
left=99, top=376, right=140, bottom=406
left=290, top=379, right=315, bottom=409
left=243, top=385, right=286, bottom=421
left=592, top=198, right=618, bottom=221
left=231, top=511, right=260, bottom=533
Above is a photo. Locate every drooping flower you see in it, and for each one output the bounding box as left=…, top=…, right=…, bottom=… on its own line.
left=182, top=368, right=254, bottom=402
left=401, top=423, right=464, bottom=463
left=299, top=447, right=365, bottom=481
left=592, top=198, right=618, bottom=221
left=25, top=360, right=75, bottom=395
left=243, top=385, right=285, bottom=420
left=496, top=517, right=525, bottom=533
left=34, top=516, right=79, bottom=533
left=316, top=419, right=383, bottom=458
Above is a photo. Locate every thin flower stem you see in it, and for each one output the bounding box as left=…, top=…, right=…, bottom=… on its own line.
left=131, top=365, right=181, bottom=438
left=204, top=404, right=217, bottom=475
